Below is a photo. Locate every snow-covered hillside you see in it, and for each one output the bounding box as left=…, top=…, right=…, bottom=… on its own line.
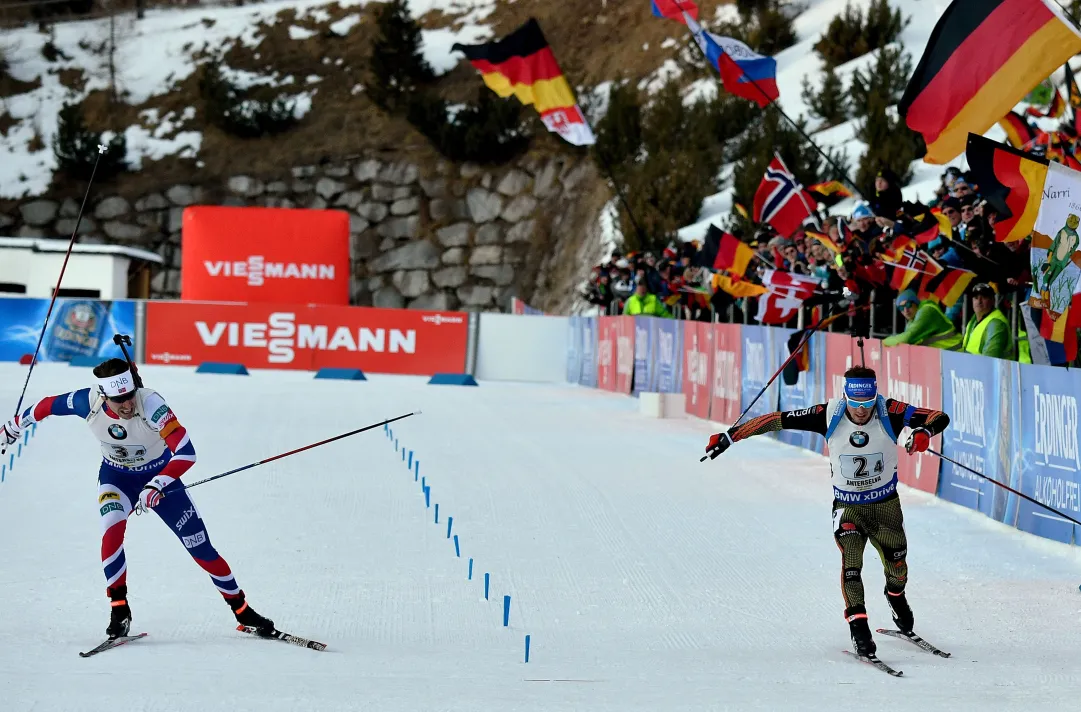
left=0, top=0, right=494, bottom=199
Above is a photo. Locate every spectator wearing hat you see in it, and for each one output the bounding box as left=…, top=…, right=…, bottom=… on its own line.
left=961, top=283, right=1013, bottom=359
left=623, top=279, right=672, bottom=317
left=871, top=168, right=903, bottom=219
left=883, top=289, right=962, bottom=350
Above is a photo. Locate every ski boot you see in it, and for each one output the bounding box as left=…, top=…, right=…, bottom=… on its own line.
left=845, top=605, right=876, bottom=657
left=106, top=585, right=132, bottom=639
left=228, top=591, right=275, bottom=637
left=885, top=585, right=914, bottom=634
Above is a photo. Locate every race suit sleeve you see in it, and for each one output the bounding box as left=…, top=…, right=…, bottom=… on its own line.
left=17, top=388, right=93, bottom=427
left=729, top=404, right=830, bottom=442
left=884, top=399, right=951, bottom=436
left=143, top=391, right=196, bottom=481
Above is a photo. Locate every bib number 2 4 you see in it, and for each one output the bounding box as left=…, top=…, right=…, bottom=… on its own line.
left=840, top=453, right=884, bottom=479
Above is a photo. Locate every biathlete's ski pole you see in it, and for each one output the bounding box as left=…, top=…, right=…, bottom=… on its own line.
left=182, top=412, right=419, bottom=491
left=929, top=448, right=1081, bottom=528
left=699, top=303, right=866, bottom=462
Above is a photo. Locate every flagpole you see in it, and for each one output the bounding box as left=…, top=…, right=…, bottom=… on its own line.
left=672, top=1, right=863, bottom=199
left=591, top=141, right=654, bottom=250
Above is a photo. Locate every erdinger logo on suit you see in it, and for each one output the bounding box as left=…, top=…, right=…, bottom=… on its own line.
left=108, top=424, right=127, bottom=440
left=182, top=531, right=207, bottom=549
left=849, top=431, right=869, bottom=448
left=195, top=312, right=417, bottom=365
left=204, top=256, right=335, bottom=287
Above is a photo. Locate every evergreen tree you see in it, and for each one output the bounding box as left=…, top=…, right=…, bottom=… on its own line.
left=862, top=0, right=907, bottom=53
left=53, top=101, right=126, bottom=181
left=849, top=46, right=912, bottom=120
left=814, top=2, right=866, bottom=69
left=593, top=82, right=643, bottom=175
left=747, top=3, right=798, bottom=56
left=199, top=63, right=299, bottom=139
left=856, top=96, right=924, bottom=188
left=368, top=0, right=435, bottom=111
left=801, top=66, right=848, bottom=127
left=406, top=88, right=531, bottom=164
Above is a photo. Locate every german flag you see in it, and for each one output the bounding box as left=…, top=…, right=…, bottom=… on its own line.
left=882, top=235, right=916, bottom=262
left=807, top=180, right=853, bottom=207
left=965, top=133, right=1048, bottom=242
left=924, top=266, right=977, bottom=307
left=900, top=0, right=1081, bottom=164
left=712, top=272, right=767, bottom=299
left=998, top=111, right=1037, bottom=149
left=699, top=225, right=754, bottom=275
left=453, top=19, right=595, bottom=146
left=805, top=229, right=841, bottom=255
left=916, top=255, right=945, bottom=301
left=886, top=246, right=929, bottom=292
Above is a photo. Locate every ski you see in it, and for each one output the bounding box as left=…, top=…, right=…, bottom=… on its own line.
left=237, top=625, right=327, bottom=651
left=842, top=650, right=903, bottom=676
left=78, top=632, right=148, bottom=658
left=876, top=628, right=951, bottom=658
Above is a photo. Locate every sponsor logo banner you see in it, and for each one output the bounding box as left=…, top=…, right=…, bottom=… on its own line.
left=566, top=317, right=582, bottom=384
left=180, top=206, right=350, bottom=305
left=614, top=316, right=635, bottom=395
left=652, top=318, right=682, bottom=394
left=1019, top=362, right=1081, bottom=543
left=776, top=329, right=824, bottom=452
left=885, top=345, right=942, bottom=494
left=145, top=302, right=467, bottom=376
left=939, top=351, right=1001, bottom=516
left=632, top=317, right=654, bottom=394
left=0, top=298, right=136, bottom=363
left=824, top=333, right=854, bottom=403
left=740, top=325, right=777, bottom=423
left=682, top=322, right=712, bottom=420
left=597, top=316, right=617, bottom=392
left=578, top=317, right=598, bottom=388
left=709, top=323, right=742, bottom=424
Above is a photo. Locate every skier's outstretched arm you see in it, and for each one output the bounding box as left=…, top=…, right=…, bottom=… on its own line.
left=1, top=388, right=94, bottom=453
left=883, top=399, right=950, bottom=454
left=705, top=404, right=829, bottom=459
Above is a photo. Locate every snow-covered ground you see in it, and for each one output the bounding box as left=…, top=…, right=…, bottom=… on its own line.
left=1, top=362, right=1080, bottom=710
left=0, top=0, right=495, bottom=198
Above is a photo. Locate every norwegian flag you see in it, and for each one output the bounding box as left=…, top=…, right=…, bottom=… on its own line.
left=753, top=155, right=816, bottom=237
left=757, top=269, right=820, bottom=325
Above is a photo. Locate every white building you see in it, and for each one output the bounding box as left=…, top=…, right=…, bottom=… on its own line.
left=0, top=237, right=163, bottom=299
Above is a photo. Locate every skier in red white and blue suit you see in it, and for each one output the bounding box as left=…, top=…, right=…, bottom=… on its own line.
left=0, top=358, right=277, bottom=640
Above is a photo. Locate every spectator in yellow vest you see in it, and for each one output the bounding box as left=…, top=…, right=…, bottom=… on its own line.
left=884, top=290, right=962, bottom=350
left=623, top=280, right=672, bottom=317
left=961, top=283, right=1013, bottom=359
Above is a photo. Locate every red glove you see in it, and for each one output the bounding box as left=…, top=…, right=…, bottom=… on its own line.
left=705, top=432, right=733, bottom=460
left=905, top=428, right=931, bottom=454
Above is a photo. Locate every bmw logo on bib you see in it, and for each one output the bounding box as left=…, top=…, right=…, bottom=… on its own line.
left=849, top=431, right=869, bottom=448
left=108, top=424, right=128, bottom=440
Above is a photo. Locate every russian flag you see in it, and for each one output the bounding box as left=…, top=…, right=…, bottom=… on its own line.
left=685, top=14, right=778, bottom=107
left=651, top=0, right=698, bottom=23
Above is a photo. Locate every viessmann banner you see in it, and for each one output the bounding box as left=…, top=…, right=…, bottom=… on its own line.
left=144, top=302, right=468, bottom=375
left=181, top=206, right=351, bottom=305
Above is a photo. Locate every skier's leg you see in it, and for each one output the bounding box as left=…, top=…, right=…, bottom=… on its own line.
left=151, top=483, right=276, bottom=634
left=97, top=466, right=140, bottom=637
left=869, top=496, right=913, bottom=632
left=833, top=502, right=875, bottom=656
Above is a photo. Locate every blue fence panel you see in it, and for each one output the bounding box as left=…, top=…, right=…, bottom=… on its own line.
left=1017, top=362, right=1081, bottom=544
left=0, top=297, right=136, bottom=362
left=633, top=317, right=655, bottom=394
left=938, top=351, right=1001, bottom=516
left=775, top=328, right=823, bottom=452
left=740, top=325, right=778, bottom=423
left=653, top=318, right=682, bottom=394
left=1001, top=360, right=1024, bottom=526
left=578, top=317, right=598, bottom=388
left=566, top=317, right=582, bottom=384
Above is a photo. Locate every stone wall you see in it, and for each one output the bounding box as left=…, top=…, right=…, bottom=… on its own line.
left=0, top=152, right=602, bottom=313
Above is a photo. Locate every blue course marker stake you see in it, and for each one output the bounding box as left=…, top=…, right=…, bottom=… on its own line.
left=421, top=476, right=426, bottom=490
left=2, top=464, right=5, bottom=482
left=453, top=534, right=460, bottom=557
left=424, top=486, right=430, bottom=508
left=23, top=431, right=28, bottom=445
left=395, top=438, right=399, bottom=452
left=468, top=558, right=474, bottom=580
left=414, top=460, right=419, bottom=481
left=503, top=595, right=511, bottom=627
left=484, top=573, right=490, bottom=600
left=525, top=635, right=531, bottom=663
left=17, top=443, right=21, bottom=457
left=408, top=451, right=413, bottom=469
left=435, top=503, right=439, bottom=523
left=9, top=453, right=13, bottom=469
left=446, top=516, right=453, bottom=538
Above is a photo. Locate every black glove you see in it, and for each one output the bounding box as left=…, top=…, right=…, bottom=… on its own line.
left=705, top=432, right=733, bottom=460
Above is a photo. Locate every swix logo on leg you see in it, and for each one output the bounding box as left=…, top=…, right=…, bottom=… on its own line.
left=194, top=312, right=417, bottom=364
left=204, top=257, right=335, bottom=287
left=176, top=506, right=197, bottom=531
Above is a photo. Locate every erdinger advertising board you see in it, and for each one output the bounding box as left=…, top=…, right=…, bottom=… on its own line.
left=682, top=322, right=712, bottom=420
left=145, top=302, right=467, bottom=375
left=939, top=351, right=1002, bottom=516
left=740, top=326, right=777, bottom=422
left=181, top=206, right=350, bottom=305
left=632, top=317, right=654, bottom=394
left=709, top=323, right=741, bottom=425
left=775, top=330, right=824, bottom=452
left=1018, top=362, right=1081, bottom=543
left=0, top=297, right=135, bottom=362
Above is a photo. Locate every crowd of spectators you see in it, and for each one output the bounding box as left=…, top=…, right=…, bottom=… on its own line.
left=580, top=166, right=1039, bottom=363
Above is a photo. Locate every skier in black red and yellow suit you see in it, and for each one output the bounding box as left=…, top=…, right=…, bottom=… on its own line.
left=704, top=366, right=950, bottom=659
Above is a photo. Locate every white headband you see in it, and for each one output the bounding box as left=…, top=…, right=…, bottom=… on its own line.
left=98, top=370, right=136, bottom=398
